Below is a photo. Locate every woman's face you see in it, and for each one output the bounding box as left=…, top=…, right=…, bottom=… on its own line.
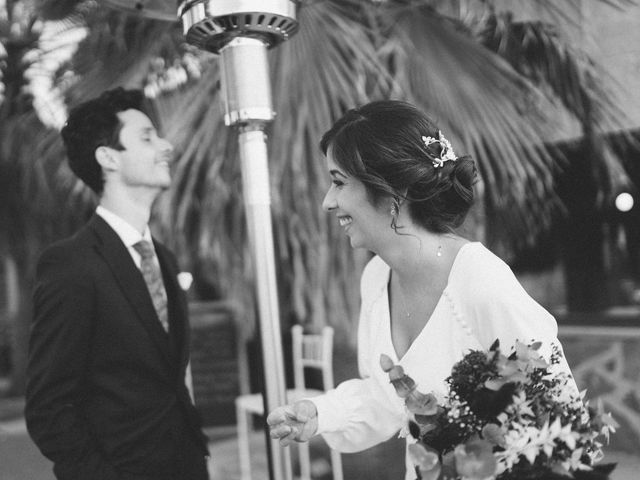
left=322, top=148, right=390, bottom=251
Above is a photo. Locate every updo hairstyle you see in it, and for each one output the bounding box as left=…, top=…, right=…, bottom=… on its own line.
left=320, top=100, right=477, bottom=233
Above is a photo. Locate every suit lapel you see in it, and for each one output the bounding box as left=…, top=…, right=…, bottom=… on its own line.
left=155, top=243, right=189, bottom=369
left=88, top=215, right=174, bottom=365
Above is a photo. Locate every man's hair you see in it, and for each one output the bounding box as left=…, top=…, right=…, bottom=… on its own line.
left=61, top=88, right=146, bottom=194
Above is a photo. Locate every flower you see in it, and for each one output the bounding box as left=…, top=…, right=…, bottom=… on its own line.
left=481, top=424, right=505, bottom=448
left=409, top=444, right=442, bottom=480
left=454, top=437, right=497, bottom=480
left=177, top=271, right=193, bottom=291
left=383, top=340, right=617, bottom=480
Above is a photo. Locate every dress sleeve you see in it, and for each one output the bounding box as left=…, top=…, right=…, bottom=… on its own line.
left=466, top=257, right=559, bottom=352
left=462, top=248, right=577, bottom=390
left=311, top=256, right=404, bottom=452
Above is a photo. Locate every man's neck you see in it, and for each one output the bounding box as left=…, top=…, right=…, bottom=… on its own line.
left=99, top=187, right=157, bottom=234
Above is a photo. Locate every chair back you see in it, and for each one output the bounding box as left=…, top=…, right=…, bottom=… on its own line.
left=291, top=325, right=335, bottom=392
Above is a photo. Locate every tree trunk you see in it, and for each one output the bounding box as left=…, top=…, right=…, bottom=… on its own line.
left=5, top=256, right=31, bottom=396
left=559, top=212, right=607, bottom=311
left=557, top=115, right=609, bottom=313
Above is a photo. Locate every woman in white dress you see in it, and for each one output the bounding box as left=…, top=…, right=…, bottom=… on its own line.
left=267, top=100, right=575, bottom=480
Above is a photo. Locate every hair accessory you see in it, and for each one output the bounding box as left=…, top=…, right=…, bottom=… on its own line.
left=421, top=131, right=457, bottom=168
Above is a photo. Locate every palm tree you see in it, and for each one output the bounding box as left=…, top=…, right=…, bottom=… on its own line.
left=0, top=0, right=96, bottom=394
left=1, top=0, right=634, bottom=392
left=152, top=0, right=633, bottom=338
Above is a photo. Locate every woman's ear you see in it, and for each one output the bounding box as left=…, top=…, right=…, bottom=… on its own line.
left=95, top=146, right=119, bottom=172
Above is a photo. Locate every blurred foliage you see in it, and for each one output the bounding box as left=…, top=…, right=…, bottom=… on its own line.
left=0, top=0, right=636, bottom=368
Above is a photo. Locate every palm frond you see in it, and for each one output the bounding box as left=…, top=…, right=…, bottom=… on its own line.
left=7, top=0, right=635, bottom=345
left=63, top=5, right=181, bottom=104
left=383, top=3, right=561, bottom=249
left=266, top=0, right=392, bottom=333
left=37, top=0, right=86, bottom=21
left=480, top=0, right=635, bottom=25
left=477, top=14, right=636, bottom=206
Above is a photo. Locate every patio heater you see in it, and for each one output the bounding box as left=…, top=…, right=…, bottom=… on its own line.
left=176, top=2, right=298, bottom=480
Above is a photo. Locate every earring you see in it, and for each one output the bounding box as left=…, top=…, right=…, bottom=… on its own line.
left=437, top=244, right=443, bottom=257
left=390, top=202, right=398, bottom=217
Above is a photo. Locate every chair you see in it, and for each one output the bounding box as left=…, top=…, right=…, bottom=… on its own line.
left=235, top=325, right=344, bottom=480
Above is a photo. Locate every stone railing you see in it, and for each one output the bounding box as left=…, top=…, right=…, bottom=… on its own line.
left=557, top=308, right=640, bottom=451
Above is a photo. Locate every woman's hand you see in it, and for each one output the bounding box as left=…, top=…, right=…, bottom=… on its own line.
left=266, top=400, right=318, bottom=446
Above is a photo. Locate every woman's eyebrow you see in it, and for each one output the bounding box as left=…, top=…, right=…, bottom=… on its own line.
left=330, top=169, right=347, bottom=178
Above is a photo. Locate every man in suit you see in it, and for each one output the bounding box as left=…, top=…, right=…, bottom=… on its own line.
left=25, top=88, right=210, bottom=480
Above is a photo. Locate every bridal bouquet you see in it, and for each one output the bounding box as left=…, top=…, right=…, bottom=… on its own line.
left=380, top=340, right=618, bottom=480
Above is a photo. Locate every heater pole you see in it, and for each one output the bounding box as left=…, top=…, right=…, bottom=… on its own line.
left=178, top=2, right=300, bottom=479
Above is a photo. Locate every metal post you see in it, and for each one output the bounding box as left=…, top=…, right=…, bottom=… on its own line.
left=177, top=2, right=300, bottom=479
left=237, top=127, right=291, bottom=480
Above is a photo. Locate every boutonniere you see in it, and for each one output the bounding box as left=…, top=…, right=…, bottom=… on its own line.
left=177, top=272, right=193, bottom=291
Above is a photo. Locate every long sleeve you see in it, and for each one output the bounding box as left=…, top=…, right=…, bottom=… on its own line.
left=311, top=369, right=404, bottom=453
left=457, top=246, right=577, bottom=389
left=25, top=246, right=120, bottom=480
left=311, top=256, right=405, bottom=453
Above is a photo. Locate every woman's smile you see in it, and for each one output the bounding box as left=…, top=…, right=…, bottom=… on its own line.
left=338, top=215, right=353, bottom=228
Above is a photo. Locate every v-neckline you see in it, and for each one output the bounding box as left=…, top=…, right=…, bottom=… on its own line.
left=383, top=242, right=476, bottom=362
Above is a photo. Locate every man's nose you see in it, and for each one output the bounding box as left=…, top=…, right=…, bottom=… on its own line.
left=158, top=137, right=174, bottom=154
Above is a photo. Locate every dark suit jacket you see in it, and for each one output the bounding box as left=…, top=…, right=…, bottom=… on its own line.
left=25, top=215, right=209, bottom=480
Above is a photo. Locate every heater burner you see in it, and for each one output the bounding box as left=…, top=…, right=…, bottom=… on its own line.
left=178, top=0, right=299, bottom=52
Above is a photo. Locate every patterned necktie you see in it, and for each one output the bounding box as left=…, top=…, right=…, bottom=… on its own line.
left=133, top=240, right=169, bottom=333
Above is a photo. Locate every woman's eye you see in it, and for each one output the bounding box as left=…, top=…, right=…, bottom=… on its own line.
left=332, top=179, right=344, bottom=187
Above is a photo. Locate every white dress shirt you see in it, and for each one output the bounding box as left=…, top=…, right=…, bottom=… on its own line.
left=96, top=205, right=156, bottom=269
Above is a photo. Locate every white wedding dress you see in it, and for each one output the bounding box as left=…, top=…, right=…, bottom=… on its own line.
left=310, top=242, right=576, bottom=480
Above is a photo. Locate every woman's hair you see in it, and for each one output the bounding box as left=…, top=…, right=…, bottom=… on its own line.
left=61, top=88, right=146, bottom=194
left=320, top=100, right=477, bottom=233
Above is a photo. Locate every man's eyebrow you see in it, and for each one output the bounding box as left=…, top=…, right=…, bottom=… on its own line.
left=330, top=169, right=347, bottom=178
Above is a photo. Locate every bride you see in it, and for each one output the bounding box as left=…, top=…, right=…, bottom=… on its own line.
left=267, top=100, right=576, bottom=480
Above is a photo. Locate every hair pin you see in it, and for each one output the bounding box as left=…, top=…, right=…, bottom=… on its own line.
left=421, top=131, right=457, bottom=168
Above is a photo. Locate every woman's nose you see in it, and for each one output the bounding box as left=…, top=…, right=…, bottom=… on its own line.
left=322, top=188, right=337, bottom=212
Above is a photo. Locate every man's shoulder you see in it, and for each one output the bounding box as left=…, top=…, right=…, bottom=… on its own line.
left=38, top=221, right=97, bottom=263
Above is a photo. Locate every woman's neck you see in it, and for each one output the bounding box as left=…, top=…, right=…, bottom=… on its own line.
left=378, top=230, right=466, bottom=292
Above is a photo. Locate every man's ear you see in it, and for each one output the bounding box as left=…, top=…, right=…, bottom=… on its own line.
left=95, top=146, right=119, bottom=172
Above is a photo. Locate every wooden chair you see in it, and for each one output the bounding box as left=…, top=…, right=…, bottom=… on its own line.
left=235, top=325, right=343, bottom=480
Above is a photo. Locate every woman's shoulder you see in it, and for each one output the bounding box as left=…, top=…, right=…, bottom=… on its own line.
left=363, top=254, right=389, bottom=276
left=450, top=242, right=521, bottom=298
left=454, top=242, right=513, bottom=279
left=360, top=255, right=389, bottom=296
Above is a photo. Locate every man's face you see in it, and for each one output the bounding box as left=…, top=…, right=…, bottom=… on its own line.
left=113, top=109, right=174, bottom=191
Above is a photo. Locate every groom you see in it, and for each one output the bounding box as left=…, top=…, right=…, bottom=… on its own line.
left=25, top=88, right=210, bottom=480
